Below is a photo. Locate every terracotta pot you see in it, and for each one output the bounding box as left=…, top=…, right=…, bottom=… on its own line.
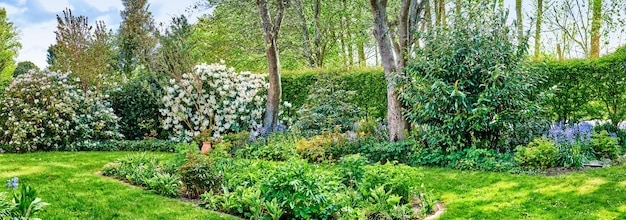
left=201, top=141, right=212, bottom=155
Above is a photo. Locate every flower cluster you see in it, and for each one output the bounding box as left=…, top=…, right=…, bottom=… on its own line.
left=5, top=177, right=17, bottom=190
left=0, top=70, right=122, bottom=152
left=547, top=122, right=593, bottom=145
left=160, top=63, right=268, bottom=141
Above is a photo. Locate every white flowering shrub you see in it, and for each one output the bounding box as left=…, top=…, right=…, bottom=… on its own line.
left=161, top=63, right=268, bottom=141
left=0, top=70, right=122, bottom=152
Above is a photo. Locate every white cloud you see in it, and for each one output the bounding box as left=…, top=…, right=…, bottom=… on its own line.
left=16, top=20, right=57, bottom=68
left=35, top=0, right=72, bottom=13
left=0, top=3, right=27, bottom=16
left=81, top=0, right=123, bottom=12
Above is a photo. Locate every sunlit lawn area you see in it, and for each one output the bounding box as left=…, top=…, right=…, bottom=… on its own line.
left=2, top=152, right=626, bottom=219
left=0, top=152, right=236, bottom=220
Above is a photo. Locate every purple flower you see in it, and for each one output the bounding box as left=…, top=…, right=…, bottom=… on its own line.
left=5, top=177, right=18, bottom=190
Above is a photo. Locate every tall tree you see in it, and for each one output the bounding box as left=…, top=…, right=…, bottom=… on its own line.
left=533, top=0, right=542, bottom=58
left=0, top=8, right=21, bottom=88
left=50, top=8, right=116, bottom=93
left=157, top=15, right=197, bottom=80
left=590, top=0, right=602, bottom=58
left=118, top=0, right=158, bottom=77
left=516, top=0, right=523, bottom=42
left=256, top=0, right=289, bottom=134
left=12, top=61, right=39, bottom=78
left=370, top=0, right=427, bottom=141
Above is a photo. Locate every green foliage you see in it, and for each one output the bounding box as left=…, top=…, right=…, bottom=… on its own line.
left=12, top=61, right=39, bottom=78
left=259, top=159, right=344, bottom=219
left=401, top=2, right=544, bottom=152
left=339, top=154, right=367, bottom=188
left=0, top=70, right=121, bottom=153
left=590, top=130, right=621, bottom=160
left=110, top=76, right=167, bottom=140
left=594, top=123, right=626, bottom=147
left=556, top=142, right=589, bottom=168
left=237, top=133, right=298, bottom=161
left=145, top=172, right=180, bottom=198
left=444, top=148, right=516, bottom=172
left=360, top=140, right=418, bottom=165
left=156, top=15, right=197, bottom=79
left=292, top=74, right=363, bottom=137
left=282, top=68, right=387, bottom=119
left=515, top=138, right=559, bottom=169
left=0, top=183, right=49, bottom=219
left=90, top=139, right=177, bottom=152
left=0, top=8, right=21, bottom=91
left=177, top=153, right=223, bottom=198
left=538, top=46, right=626, bottom=124
left=118, top=0, right=158, bottom=76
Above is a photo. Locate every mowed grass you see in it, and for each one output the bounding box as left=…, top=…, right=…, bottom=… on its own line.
left=0, top=152, right=237, bottom=220
left=2, top=152, right=626, bottom=219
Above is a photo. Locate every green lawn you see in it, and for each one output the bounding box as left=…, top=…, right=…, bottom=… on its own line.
left=0, top=152, right=237, bottom=220
left=2, top=152, right=626, bottom=219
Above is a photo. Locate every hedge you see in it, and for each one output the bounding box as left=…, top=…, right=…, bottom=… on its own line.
left=282, top=67, right=387, bottom=119
left=538, top=45, right=626, bottom=124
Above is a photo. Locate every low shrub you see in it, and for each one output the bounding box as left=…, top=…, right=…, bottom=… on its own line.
left=514, top=138, right=559, bottom=169
left=90, top=139, right=177, bottom=152
left=360, top=140, right=418, bottom=165
left=145, top=173, right=180, bottom=198
left=292, top=74, right=362, bottom=137
left=445, top=148, right=515, bottom=172
left=236, top=133, right=298, bottom=161
left=590, top=130, right=621, bottom=160
left=339, top=154, right=367, bottom=188
left=177, top=153, right=223, bottom=198
left=594, top=123, right=626, bottom=148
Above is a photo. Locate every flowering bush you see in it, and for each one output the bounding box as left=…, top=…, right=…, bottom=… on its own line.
left=0, top=70, right=121, bottom=152
left=160, top=63, right=267, bottom=141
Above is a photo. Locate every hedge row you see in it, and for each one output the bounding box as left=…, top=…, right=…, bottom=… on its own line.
left=538, top=46, right=626, bottom=124
left=282, top=67, right=387, bottom=119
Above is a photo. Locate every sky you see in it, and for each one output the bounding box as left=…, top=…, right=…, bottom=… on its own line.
left=0, top=0, right=206, bottom=68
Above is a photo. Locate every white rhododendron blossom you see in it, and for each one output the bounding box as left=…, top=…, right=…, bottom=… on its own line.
left=0, top=70, right=122, bottom=152
left=160, top=63, right=268, bottom=141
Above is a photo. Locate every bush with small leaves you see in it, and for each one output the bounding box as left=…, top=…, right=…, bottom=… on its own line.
left=590, top=130, right=621, bottom=160
left=515, top=138, right=559, bottom=169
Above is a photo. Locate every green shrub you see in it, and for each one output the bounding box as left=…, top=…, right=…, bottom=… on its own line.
left=0, top=70, right=121, bottom=152
left=339, top=154, right=367, bottom=188
left=538, top=46, right=626, bottom=123
left=177, top=153, right=223, bottom=198
left=237, top=133, right=298, bottom=161
left=400, top=2, right=544, bottom=152
left=145, top=173, right=180, bottom=198
left=445, top=148, right=515, bottom=172
left=515, top=138, right=559, bottom=169
left=594, top=123, right=626, bottom=147
left=109, top=76, right=167, bottom=140
left=90, top=139, right=177, bottom=152
left=590, top=130, right=621, bottom=160
left=360, top=140, right=418, bottom=165
left=260, top=159, right=344, bottom=219
left=556, top=142, right=589, bottom=168
left=282, top=68, right=386, bottom=119
left=292, top=74, right=362, bottom=137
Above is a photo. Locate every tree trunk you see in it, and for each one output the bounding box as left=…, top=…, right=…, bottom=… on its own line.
left=534, top=0, right=543, bottom=58
left=516, top=0, right=523, bottom=42
left=256, top=0, right=286, bottom=134
left=370, top=0, right=426, bottom=141
left=295, top=0, right=314, bottom=67
left=590, top=0, right=602, bottom=58
left=358, top=40, right=366, bottom=67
